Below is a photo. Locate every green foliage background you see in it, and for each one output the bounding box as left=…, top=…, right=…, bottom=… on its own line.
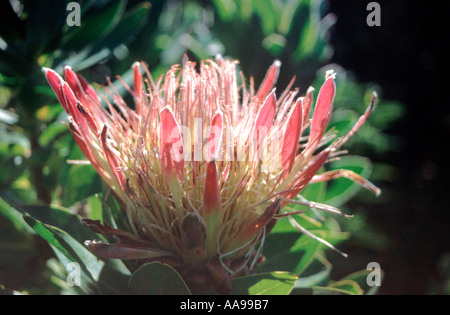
left=0, top=0, right=409, bottom=295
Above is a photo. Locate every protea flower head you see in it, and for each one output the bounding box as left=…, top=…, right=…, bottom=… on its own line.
left=43, top=56, right=380, bottom=294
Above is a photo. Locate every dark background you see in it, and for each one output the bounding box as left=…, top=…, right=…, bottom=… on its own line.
left=328, top=0, right=449, bottom=294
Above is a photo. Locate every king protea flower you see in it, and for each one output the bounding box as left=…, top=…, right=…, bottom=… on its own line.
left=43, top=56, right=380, bottom=294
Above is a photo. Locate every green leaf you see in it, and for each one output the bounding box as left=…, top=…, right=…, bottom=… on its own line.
left=311, top=285, right=356, bottom=295
left=323, top=279, right=364, bottom=295
left=98, top=185, right=130, bottom=231
left=60, top=164, right=102, bottom=207
left=262, top=33, right=286, bottom=56
left=328, top=109, right=358, bottom=138
left=61, top=1, right=151, bottom=71
left=323, top=155, right=374, bottom=207
left=4, top=198, right=99, bottom=245
left=298, top=263, right=372, bottom=295
left=97, top=259, right=132, bottom=294
left=87, top=194, right=103, bottom=222
left=128, top=262, right=191, bottom=295
left=0, top=197, right=33, bottom=234
left=96, top=2, right=151, bottom=50
left=231, top=272, right=297, bottom=295
left=258, top=235, right=320, bottom=275
left=292, top=256, right=331, bottom=293
left=312, top=228, right=350, bottom=247
left=62, top=0, right=127, bottom=50
left=252, top=0, right=280, bottom=35
left=268, top=215, right=299, bottom=234
left=301, top=180, right=327, bottom=204
left=339, top=269, right=384, bottom=295
left=23, top=214, right=105, bottom=288
left=213, top=0, right=237, bottom=22
left=23, top=214, right=76, bottom=262
left=38, top=122, right=67, bottom=147
left=277, top=0, right=302, bottom=35
left=294, top=6, right=318, bottom=59
left=263, top=231, right=300, bottom=257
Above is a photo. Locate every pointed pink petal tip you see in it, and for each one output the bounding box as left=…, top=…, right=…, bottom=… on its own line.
left=256, top=60, right=281, bottom=101
left=304, top=74, right=336, bottom=155
left=43, top=67, right=63, bottom=89
left=281, top=98, right=303, bottom=172
left=159, top=106, right=184, bottom=181
left=205, top=111, right=223, bottom=162
left=63, top=65, right=76, bottom=81
left=255, top=89, right=277, bottom=129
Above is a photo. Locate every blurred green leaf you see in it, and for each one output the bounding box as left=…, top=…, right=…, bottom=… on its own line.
left=258, top=235, right=320, bottom=275
left=297, top=264, right=378, bottom=295
left=62, top=0, right=127, bottom=50
left=292, top=254, right=331, bottom=293
left=0, top=197, right=32, bottom=234
left=370, top=101, right=405, bottom=128
left=0, top=126, right=29, bottom=189
left=128, top=262, right=191, bottom=295
left=322, top=279, right=364, bottom=295
left=60, top=164, right=102, bottom=207
left=294, top=3, right=319, bottom=60
left=87, top=194, right=103, bottom=222
left=11, top=202, right=99, bottom=244
left=212, top=0, right=237, bottom=22
left=59, top=48, right=112, bottom=72
left=263, top=231, right=300, bottom=257
left=38, top=122, right=67, bottom=147
left=262, top=33, right=286, bottom=56
left=278, top=0, right=302, bottom=35
left=99, top=2, right=151, bottom=49
left=23, top=214, right=75, bottom=261
left=230, top=271, right=297, bottom=295
left=98, top=185, right=130, bottom=231
left=312, top=227, right=350, bottom=247
left=62, top=1, right=151, bottom=71
left=96, top=259, right=132, bottom=294
left=328, top=109, right=358, bottom=138
left=301, top=179, right=327, bottom=204
left=339, top=269, right=384, bottom=295
left=323, top=156, right=374, bottom=207
left=252, top=0, right=279, bottom=35
left=23, top=214, right=105, bottom=287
